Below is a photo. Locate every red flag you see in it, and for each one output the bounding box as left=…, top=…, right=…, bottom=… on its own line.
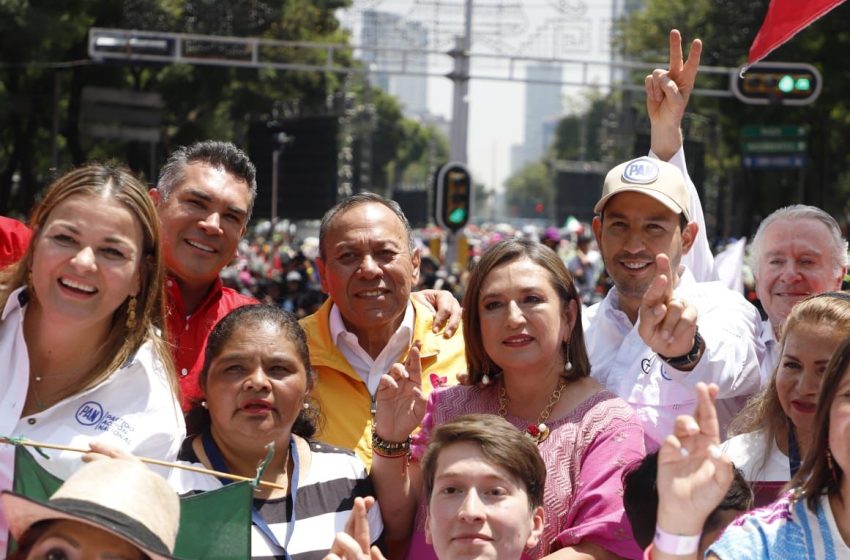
left=748, top=0, right=846, bottom=64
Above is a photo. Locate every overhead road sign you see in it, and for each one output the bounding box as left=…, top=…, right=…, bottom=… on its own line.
left=742, top=139, right=807, bottom=153
left=743, top=154, right=805, bottom=169
left=741, top=125, right=808, bottom=138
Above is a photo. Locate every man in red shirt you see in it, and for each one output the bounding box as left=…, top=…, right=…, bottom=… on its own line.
left=151, top=141, right=460, bottom=410
left=149, top=141, right=260, bottom=410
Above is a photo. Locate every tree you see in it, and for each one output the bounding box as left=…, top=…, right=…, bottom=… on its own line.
left=550, top=90, right=610, bottom=163
left=504, top=161, right=552, bottom=219
left=617, top=0, right=850, bottom=237
left=0, top=0, right=371, bottom=216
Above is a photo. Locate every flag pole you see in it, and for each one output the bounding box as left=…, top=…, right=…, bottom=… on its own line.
left=0, top=437, right=286, bottom=490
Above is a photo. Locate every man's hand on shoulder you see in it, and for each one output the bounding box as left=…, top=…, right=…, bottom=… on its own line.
left=412, top=289, right=461, bottom=338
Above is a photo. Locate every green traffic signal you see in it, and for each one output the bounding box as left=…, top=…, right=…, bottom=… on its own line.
left=448, top=207, right=467, bottom=224
left=733, top=62, right=821, bottom=106
left=778, top=75, right=794, bottom=93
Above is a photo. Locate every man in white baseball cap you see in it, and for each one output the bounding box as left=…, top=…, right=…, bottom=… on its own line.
left=583, top=153, right=762, bottom=446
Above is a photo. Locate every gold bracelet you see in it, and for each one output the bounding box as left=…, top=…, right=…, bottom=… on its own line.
left=372, top=430, right=410, bottom=457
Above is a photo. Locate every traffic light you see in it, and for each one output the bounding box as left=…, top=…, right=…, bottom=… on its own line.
left=435, top=162, right=472, bottom=232
left=732, top=62, right=822, bottom=106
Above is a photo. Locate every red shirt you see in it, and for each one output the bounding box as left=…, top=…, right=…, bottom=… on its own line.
left=165, top=276, right=257, bottom=410
left=0, top=217, right=32, bottom=269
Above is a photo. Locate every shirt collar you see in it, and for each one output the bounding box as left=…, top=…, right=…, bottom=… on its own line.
left=165, top=274, right=224, bottom=317
left=759, top=318, right=778, bottom=346
left=329, top=301, right=415, bottom=348
left=2, top=286, right=27, bottom=321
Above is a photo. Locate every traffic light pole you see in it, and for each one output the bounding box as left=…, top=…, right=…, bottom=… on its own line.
left=448, top=0, right=473, bottom=164
left=444, top=0, right=472, bottom=272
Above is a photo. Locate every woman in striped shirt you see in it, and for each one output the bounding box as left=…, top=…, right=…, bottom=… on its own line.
left=170, top=304, right=383, bottom=560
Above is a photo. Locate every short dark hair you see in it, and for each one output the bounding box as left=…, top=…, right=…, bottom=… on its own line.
left=462, top=238, right=590, bottom=385
left=421, top=414, right=546, bottom=510
left=157, top=140, right=258, bottom=221
left=186, top=304, right=321, bottom=438
left=318, top=192, right=414, bottom=259
left=622, top=451, right=752, bottom=548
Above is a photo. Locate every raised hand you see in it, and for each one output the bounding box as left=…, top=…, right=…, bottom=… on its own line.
left=638, top=253, right=699, bottom=360
left=656, top=383, right=733, bottom=538
left=646, top=29, right=703, bottom=160
left=324, top=497, right=387, bottom=560
left=374, top=342, right=427, bottom=442
left=82, top=440, right=141, bottom=463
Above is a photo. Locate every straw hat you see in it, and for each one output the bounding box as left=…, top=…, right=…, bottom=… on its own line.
left=2, top=458, right=180, bottom=560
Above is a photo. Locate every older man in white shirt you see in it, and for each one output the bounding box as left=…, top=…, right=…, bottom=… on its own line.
left=749, top=205, right=848, bottom=383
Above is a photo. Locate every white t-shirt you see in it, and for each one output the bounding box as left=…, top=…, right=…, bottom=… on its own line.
left=722, top=429, right=790, bottom=483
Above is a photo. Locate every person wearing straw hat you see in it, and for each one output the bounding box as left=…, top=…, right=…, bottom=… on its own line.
left=2, top=457, right=180, bottom=560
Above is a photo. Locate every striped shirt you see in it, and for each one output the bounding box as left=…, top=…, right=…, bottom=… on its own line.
left=172, top=438, right=383, bottom=560
left=710, top=493, right=850, bottom=559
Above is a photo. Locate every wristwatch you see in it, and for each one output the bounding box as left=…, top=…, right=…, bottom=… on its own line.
left=658, top=328, right=705, bottom=371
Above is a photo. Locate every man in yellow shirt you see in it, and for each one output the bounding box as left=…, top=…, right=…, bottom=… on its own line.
left=301, top=193, right=466, bottom=467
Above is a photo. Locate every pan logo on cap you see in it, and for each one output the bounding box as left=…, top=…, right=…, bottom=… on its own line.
left=622, top=158, right=659, bottom=184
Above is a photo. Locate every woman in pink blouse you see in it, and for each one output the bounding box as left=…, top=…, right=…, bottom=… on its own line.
left=372, top=238, right=645, bottom=560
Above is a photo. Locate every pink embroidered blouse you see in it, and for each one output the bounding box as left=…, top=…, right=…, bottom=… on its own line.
left=407, top=384, right=646, bottom=560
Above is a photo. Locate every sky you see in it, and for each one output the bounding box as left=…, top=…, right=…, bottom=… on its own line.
left=338, top=0, right=619, bottom=190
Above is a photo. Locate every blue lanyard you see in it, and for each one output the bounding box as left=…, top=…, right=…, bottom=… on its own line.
left=202, top=431, right=300, bottom=560
left=788, top=426, right=801, bottom=477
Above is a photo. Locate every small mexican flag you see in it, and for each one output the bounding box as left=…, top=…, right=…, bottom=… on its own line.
left=9, top=446, right=252, bottom=559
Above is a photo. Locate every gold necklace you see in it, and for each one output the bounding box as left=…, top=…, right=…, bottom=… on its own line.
left=28, top=373, right=82, bottom=412
left=498, top=378, right=566, bottom=444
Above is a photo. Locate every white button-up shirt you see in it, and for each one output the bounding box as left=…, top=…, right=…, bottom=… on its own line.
left=758, top=318, right=780, bottom=386
left=329, top=302, right=414, bottom=396
left=583, top=269, right=763, bottom=446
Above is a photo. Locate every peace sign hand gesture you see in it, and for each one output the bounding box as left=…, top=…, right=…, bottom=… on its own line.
left=646, top=29, right=702, bottom=160
left=638, top=253, right=699, bottom=361
left=374, top=342, right=427, bottom=443
left=656, top=383, right=734, bottom=540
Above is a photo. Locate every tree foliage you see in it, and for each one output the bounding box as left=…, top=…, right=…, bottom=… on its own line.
left=618, top=0, right=850, bottom=236
left=0, top=0, right=442, bottom=218
left=504, top=161, right=552, bottom=219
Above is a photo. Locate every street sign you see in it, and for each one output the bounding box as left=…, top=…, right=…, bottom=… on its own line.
left=741, top=123, right=808, bottom=168
left=80, top=87, right=162, bottom=143
left=743, top=155, right=805, bottom=169
left=741, top=125, right=807, bottom=138
left=741, top=139, right=807, bottom=153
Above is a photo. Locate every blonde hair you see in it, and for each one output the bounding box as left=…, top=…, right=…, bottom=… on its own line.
left=728, top=293, right=850, bottom=476
left=0, top=164, right=177, bottom=403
